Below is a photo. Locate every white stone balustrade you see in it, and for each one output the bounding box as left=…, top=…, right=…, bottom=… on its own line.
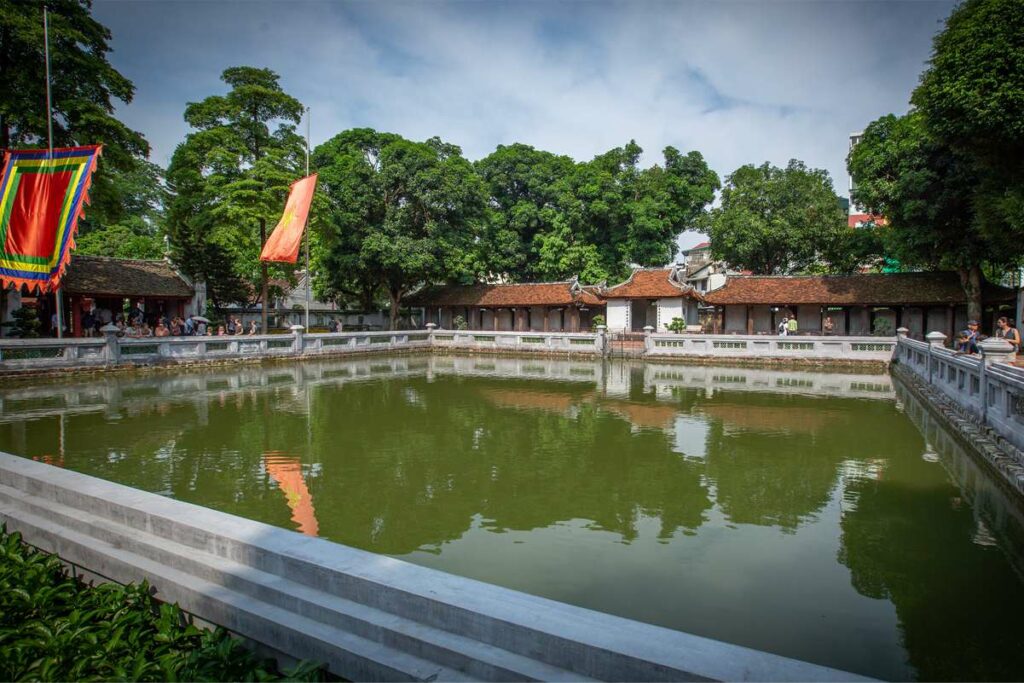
left=896, top=333, right=1024, bottom=452
left=644, top=332, right=897, bottom=362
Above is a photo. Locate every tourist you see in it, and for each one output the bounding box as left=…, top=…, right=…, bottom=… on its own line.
left=184, top=315, right=195, bottom=336
left=197, top=320, right=208, bottom=336
left=226, top=317, right=236, bottom=335
left=81, top=308, right=95, bottom=338
left=140, top=322, right=154, bottom=337
left=787, top=316, right=798, bottom=336
left=217, top=325, right=227, bottom=336
left=248, top=320, right=259, bottom=335
left=956, top=320, right=982, bottom=354
left=778, top=317, right=788, bottom=336
left=823, top=316, right=834, bottom=336
left=170, top=317, right=182, bottom=336
left=994, top=316, right=1021, bottom=351
left=334, top=319, right=344, bottom=333
left=155, top=321, right=170, bottom=337
left=96, top=306, right=112, bottom=327
left=234, top=317, right=244, bottom=335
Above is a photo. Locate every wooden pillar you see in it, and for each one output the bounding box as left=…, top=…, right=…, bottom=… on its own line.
left=543, top=307, right=550, bottom=332
left=493, top=308, right=499, bottom=331
left=947, top=305, right=955, bottom=341
left=746, top=305, right=753, bottom=334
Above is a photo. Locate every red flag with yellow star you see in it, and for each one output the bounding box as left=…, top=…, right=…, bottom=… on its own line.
left=260, top=173, right=317, bottom=263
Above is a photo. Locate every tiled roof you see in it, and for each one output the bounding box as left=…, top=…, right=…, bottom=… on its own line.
left=603, top=268, right=702, bottom=300
left=410, top=281, right=604, bottom=307
left=63, top=256, right=194, bottom=298
left=704, top=272, right=1016, bottom=306
left=688, top=241, right=711, bottom=250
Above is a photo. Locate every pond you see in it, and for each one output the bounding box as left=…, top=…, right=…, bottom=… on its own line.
left=1, top=355, right=1023, bottom=681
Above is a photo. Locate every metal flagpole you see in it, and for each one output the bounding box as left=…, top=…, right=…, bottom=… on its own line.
left=44, top=6, right=64, bottom=339
left=304, top=106, right=311, bottom=331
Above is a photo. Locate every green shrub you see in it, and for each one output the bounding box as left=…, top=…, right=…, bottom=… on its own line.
left=0, top=526, right=321, bottom=682
left=452, top=315, right=468, bottom=331
left=591, top=314, right=606, bottom=330
left=667, top=317, right=686, bottom=334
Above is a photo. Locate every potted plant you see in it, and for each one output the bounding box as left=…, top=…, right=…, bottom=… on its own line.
left=667, top=317, right=686, bottom=334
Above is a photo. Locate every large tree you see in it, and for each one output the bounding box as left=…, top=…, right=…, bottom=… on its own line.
left=313, top=129, right=486, bottom=329
left=0, top=0, right=152, bottom=231
left=165, top=67, right=304, bottom=328
left=911, top=0, right=1024, bottom=243
left=847, top=112, right=1015, bottom=321
left=475, top=141, right=718, bottom=283
left=473, top=143, right=575, bottom=282
left=705, top=160, right=847, bottom=274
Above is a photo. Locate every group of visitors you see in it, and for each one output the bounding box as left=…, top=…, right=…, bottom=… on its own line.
left=78, top=304, right=261, bottom=338
left=956, top=316, right=1021, bottom=355
left=777, top=316, right=799, bottom=336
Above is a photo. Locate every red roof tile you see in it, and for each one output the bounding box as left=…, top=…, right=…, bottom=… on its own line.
left=410, top=281, right=604, bottom=308
left=603, top=268, right=702, bottom=300
left=704, top=273, right=1016, bottom=306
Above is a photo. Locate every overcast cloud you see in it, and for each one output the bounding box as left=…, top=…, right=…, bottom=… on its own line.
left=93, top=0, right=955, bottom=252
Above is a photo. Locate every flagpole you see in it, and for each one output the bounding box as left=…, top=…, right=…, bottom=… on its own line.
left=44, top=6, right=64, bottom=340
left=304, top=106, right=310, bottom=331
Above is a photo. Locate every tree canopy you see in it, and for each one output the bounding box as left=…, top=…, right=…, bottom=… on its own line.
left=0, top=0, right=158, bottom=245
left=475, top=141, right=718, bottom=284
left=705, top=160, right=848, bottom=275
left=165, top=67, right=305, bottom=323
left=313, top=128, right=486, bottom=329
left=911, top=0, right=1024, bottom=242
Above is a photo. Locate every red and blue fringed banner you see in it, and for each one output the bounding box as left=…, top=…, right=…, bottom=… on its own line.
left=0, top=145, right=102, bottom=293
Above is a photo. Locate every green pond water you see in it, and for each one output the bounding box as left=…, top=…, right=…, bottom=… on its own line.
left=1, top=355, right=1023, bottom=680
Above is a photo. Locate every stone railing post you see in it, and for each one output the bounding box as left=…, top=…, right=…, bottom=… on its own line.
left=290, top=324, right=305, bottom=355
left=925, top=331, right=947, bottom=383
left=895, top=328, right=909, bottom=363
left=643, top=325, right=654, bottom=354
left=896, top=327, right=909, bottom=338
left=100, top=323, right=120, bottom=365
left=978, top=337, right=1016, bottom=366
left=426, top=322, right=436, bottom=347
left=977, top=337, right=1015, bottom=422
left=596, top=324, right=607, bottom=356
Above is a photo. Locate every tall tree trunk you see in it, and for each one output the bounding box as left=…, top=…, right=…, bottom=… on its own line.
left=958, top=264, right=984, bottom=324
left=260, top=218, right=269, bottom=333
left=388, top=287, right=402, bottom=331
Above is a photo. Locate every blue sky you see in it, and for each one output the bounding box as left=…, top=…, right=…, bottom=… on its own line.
left=93, top=0, right=955, bottom=252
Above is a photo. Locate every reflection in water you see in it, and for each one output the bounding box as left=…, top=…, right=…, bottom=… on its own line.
left=1, top=356, right=1023, bottom=680
left=264, top=452, right=319, bottom=537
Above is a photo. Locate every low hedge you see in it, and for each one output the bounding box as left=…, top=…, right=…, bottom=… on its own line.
left=0, top=526, right=321, bottom=681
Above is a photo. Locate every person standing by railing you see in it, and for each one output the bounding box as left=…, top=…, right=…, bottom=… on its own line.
left=995, top=316, right=1021, bottom=352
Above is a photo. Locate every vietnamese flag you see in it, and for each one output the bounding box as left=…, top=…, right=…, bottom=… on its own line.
left=260, top=173, right=317, bottom=263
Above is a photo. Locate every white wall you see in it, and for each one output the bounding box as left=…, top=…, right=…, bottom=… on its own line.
left=706, top=273, right=727, bottom=292
left=656, top=298, right=684, bottom=331
left=607, top=300, right=629, bottom=331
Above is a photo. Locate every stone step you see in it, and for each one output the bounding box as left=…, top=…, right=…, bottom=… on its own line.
left=0, top=483, right=596, bottom=682
left=0, top=498, right=476, bottom=683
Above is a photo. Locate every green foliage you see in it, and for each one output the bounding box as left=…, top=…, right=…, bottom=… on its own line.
left=313, top=129, right=486, bottom=329
left=667, top=317, right=686, bottom=334
left=911, top=0, right=1024, bottom=243
left=452, top=315, right=467, bottom=331
left=3, top=306, right=41, bottom=338
left=705, top=160, right=848, bottom=274
left=475, top=142, right=718, bottom=283
left=591, top=314, right=606, bottom=330
left=166, top=67, right=305, bottom=314
left=872, top=316, right=894, bottom=337
left=0, top=526, right=321, bottom=681
left=847, top=112, right=1015, bottom=319
left=0, top=0, right=151, bottom=229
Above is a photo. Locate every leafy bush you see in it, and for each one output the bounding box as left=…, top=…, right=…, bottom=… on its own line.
left=872, top=316, right=895, bottom=337
left=667, top=317, right=686, bottom=334
left=3, top=306, right=41, bottom=338
left=452, top=315, right=468, bottom=331
left=591, top=314, right=606, bottom=330
left=0, top=526, right=321, bottom=682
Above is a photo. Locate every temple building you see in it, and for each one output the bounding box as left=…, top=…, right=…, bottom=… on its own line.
left=703, top=272, right=1017, bottom=338
left=414, top=279, right=604, bottom=332
left=602, top=267, right=704, bottom=332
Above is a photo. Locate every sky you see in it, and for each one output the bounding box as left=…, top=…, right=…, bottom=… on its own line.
left=93, top=0, right=956, bottom=254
